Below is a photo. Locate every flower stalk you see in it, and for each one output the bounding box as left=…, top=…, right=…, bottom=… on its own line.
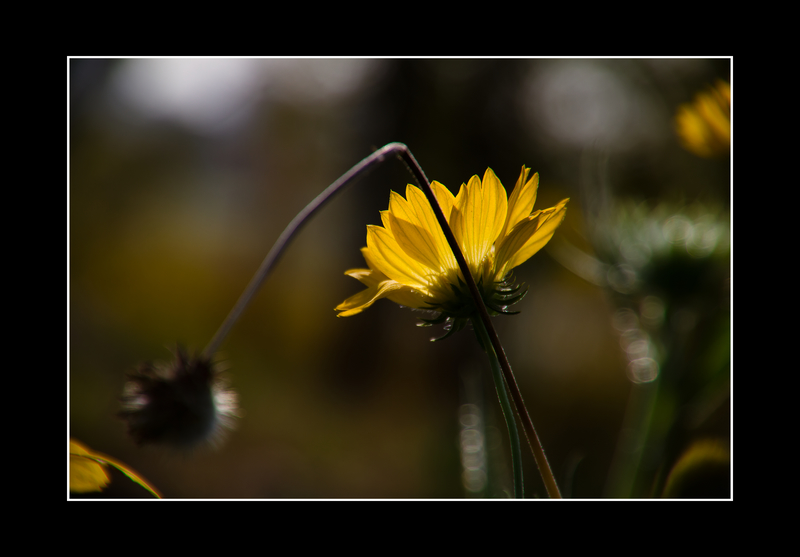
left=400, top=150, right=562, bottom=499
left=470, top=316, right=523, bottom=498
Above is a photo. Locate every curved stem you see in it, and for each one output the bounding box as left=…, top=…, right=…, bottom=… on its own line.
left=203, top=143, right=407, bottom=358
left=471, top=316, right=523, bottom=498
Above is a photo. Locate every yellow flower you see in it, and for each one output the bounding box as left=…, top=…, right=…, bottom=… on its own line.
left=336, top=166, right=569, bottom=330
left=674, top=80, right=731, bottom=158
left=70, top=439, right=110, bottom=493
left=69, top=438, right=163, bottom=498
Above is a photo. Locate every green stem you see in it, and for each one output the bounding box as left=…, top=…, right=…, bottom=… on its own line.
left=406, top=150, right=562, bottom=499
left=471, top=316, right=523, bottom=498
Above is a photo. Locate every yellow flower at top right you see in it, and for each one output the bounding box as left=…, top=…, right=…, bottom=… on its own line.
left=674, top=80, right=731, bottom=158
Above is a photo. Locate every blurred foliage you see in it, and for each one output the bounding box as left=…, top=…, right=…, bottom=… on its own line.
left=580, top=198, right=730, bottom=497
left=69, top=58, right=731, bottom=498
left=661, top=439, right=730, bottom=498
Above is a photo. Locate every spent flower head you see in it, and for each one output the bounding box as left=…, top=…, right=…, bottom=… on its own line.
left=119, top=347, right=238, bottom=449
left=336, top=166, right=568, bottom=336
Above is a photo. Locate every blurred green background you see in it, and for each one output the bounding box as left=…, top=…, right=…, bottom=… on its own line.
left=69, top=58, right=730, bottom=498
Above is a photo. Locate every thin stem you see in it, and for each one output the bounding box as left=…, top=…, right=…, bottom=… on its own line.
left=403, top=151, right=562, bottom=499
left=478, top=319, right=561, bottom=498
left=203, top=143, right=407, bottom=358
left=471, top=316, right=523, bottom=498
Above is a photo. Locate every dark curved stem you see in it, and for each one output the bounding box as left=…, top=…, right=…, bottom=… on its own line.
left=203, top=143, right=405, bottom=358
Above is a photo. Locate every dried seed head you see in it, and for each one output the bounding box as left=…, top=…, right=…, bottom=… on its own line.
left=120, top=347, right=238, bottom=449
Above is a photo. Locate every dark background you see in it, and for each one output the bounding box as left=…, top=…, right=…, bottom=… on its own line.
left=69, top=58, right=731, bottom=498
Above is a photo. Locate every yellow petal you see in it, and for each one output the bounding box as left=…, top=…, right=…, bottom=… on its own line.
left=430, top=180, right=456, bottom=223
left=697, top=92, right=730, bottom=143
left=385, top=186, right=455, bottom=273
left=360, top=246, right=387, bottom=275
left=452, top=181, right=468, bottom=214
left=675, top=81, right=730, bottom=158
left=514, top=165, right=531, bottom=195
left=448, top=184, right=469, bottom=265
left=386, top=286, right=430, bottom=309
left=70, top=440, right=110, bottom=493
left=502, top=198, right=569, bottom=273
left=450, top=171, right=507, bottom=276
left=405, top=184, right=458, bottom=272
left=344, top=267, right=383, bottom=288
left=386, top=190, right=411, bottom=223
left=495, top=213, right=541, bottom=279
left=336, top=285, right=381, bottom=316
left=386, top=213, right=442, bottom=272
left=366, top=224, right=429, bottom=289
left=503, top=168, right=538, bottom=240
left=379, top=209, right=392, bottom=230
left=481, top=168, right=509, bottom=248
left=336, top=279, right=426, bottom=316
